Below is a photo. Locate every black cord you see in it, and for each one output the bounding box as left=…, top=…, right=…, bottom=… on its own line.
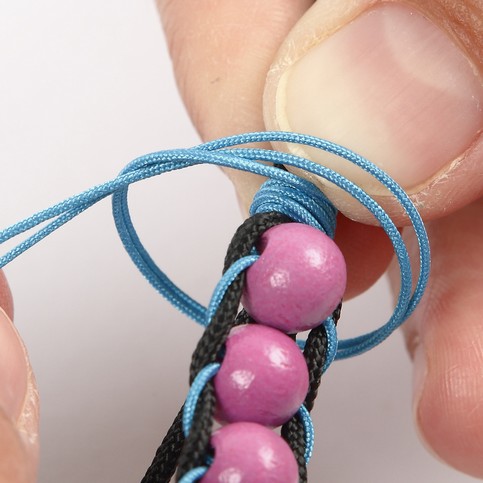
left=141, top=210, right=341, bottom=482
left=176, top=382, right=216, bottom=479
left=141, top=212, right=291, bottom=482
left=281, top=303, right=342, bottom=482
left=140, top=407, right=185, bottom=483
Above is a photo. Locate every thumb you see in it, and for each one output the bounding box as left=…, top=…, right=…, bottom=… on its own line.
left=158, top=0, right=398, bottom=298
left=158, top=0, right=312, bottom=208
left=0, top=273, right=39, bottom=482
left=264, top=0, right=483, bottom=224
left=391, top=199, right=483, bottom=478
left=158, top=1, right=482, bottom=299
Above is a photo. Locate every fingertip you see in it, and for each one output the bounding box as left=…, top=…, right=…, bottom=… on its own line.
left=0, top=270, right=14, bottom=321
left=334, top=214, right=393, bottom=299
left=399, top=200, right=483, bottom=478
left=15, top=368, right=40, bottom=476
left=264, top=0, right=483, bottom=225
left=0, top=309, right=39, bottom=479
left=0, top=408, right=35, bottom=483
left=413, top=311, right=483, bottom=478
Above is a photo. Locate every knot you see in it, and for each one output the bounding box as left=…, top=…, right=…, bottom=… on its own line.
left=249, top=176, right=337, bottom=239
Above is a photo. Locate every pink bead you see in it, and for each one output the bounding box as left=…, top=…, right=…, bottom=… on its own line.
left=201, top=422, right=298, bottom=483
left=214, top=324, right=308, bottom=427
left=243, top=223, right=346, bottom=333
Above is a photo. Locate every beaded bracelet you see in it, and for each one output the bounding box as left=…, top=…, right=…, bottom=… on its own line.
left=0, top=131, right=430, bottom=482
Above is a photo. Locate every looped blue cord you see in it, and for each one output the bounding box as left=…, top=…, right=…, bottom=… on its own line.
left=250, top=177, right=337, bottom=237
left=205, top=255, right=259, bottom=326
left=178, top=466, right=207, bottom=483
left=298, top=404, right=315, bottom=463
left=183, top=371, right=316, bottom=467
left=0, top=131, right=430, bottom=360
left=183, top=363, right=220, bottom=438
left=182, top=364, right=315, bottom=465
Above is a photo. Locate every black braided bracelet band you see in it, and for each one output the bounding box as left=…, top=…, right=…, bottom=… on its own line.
left=141, top=211, right=341, bottom=483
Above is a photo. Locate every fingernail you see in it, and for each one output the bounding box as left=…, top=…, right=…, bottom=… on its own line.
left=0, top=307, right=29, bottom=422
left=273, top=3, right=483, bottom=192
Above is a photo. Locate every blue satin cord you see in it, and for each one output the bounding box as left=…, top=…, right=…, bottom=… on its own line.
left=298, top=404, right=315, bottom=463
left=205, top=255, right=259, bottom=327
left=178, top=467, right=208, bottom=483
left=183, top=363, right=220, bottom=438
left=0, top=131, right=430, bottom=361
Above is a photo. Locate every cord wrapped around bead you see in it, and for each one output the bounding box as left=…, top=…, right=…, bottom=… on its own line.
left=0, top=131, right=431, bottom=483
left=139, top=206, right=342, bottom=482
left=0, top=131, right=430, bottom=360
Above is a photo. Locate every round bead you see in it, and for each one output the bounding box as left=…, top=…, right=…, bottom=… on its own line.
left=201, top=422, right=299, bottom=483
left=214, top=324, right=308, bottom=427
left=243, top=223, right=346, bottom=332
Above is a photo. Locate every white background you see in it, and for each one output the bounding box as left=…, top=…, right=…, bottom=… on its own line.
left=0, top=2, right=479, bottom=482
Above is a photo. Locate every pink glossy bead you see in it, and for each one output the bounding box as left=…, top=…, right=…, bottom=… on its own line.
left=243, top=223, right=346, bottom=333
left=202, top=422, right=298, bottom=483
left=214, top=324, right=308, bottom=427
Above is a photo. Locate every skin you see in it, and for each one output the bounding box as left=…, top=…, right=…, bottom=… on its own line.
left=159, top=0, right=483, bottom=477
left=0, top=0, right=482, bottom=480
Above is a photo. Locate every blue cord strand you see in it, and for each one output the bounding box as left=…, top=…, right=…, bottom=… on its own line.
left=0, top=131, right=430, bottom=359
left=183, top=363, right=220, bottom=438
left=298, top=404, right=315, bottom=463
left=0, top=130, right=431, bottom=477
left=251, top=177, right=337, bottom=236
left=178, top=466, right=208, bottom=483
left=205, top=255, right=259, bottom=327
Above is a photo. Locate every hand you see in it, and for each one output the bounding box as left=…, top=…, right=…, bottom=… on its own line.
left=0, top=271, right=38, bottom=483
left=158, top=0, right=483, bottom=478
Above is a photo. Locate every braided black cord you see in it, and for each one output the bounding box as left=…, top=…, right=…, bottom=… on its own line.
left=176, top=382, right=216, bottom=478
left=281, top=302, right=342, bottom=481
left=280, top=328, right=325, bottom=482
left=234, top=308, right=253, bottom=326
left=281, top=416, right=308, bottom=481
left=303, top=325, right=328, bottom=413
left=305, top=302, right=341, bottom=412
left=140, top=406, right=185, bottom=483
left=141, top=212, right=291, bottom=482
left=189, top=211, right=291, bottom=382
left=179, top=212, right=291, bottom=479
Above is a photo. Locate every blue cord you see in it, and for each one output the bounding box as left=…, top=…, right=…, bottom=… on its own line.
left=183, top=363, right=220, bottom=438
left=0, top=131, right=430, bottom=359
left=205, top=255, right=259, bottom=327
left=250, top=176, right=337, bottom=237
left=0, top=130, right=431, bottom=477
left=178, top=466, right=207, bottom=483
left=182, top=365, right=315, bottom=465
left=298, top=404, right=315, bottom=463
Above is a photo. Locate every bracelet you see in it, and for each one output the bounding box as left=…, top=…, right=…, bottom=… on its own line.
left=0, top=131, right=430, bottom=482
